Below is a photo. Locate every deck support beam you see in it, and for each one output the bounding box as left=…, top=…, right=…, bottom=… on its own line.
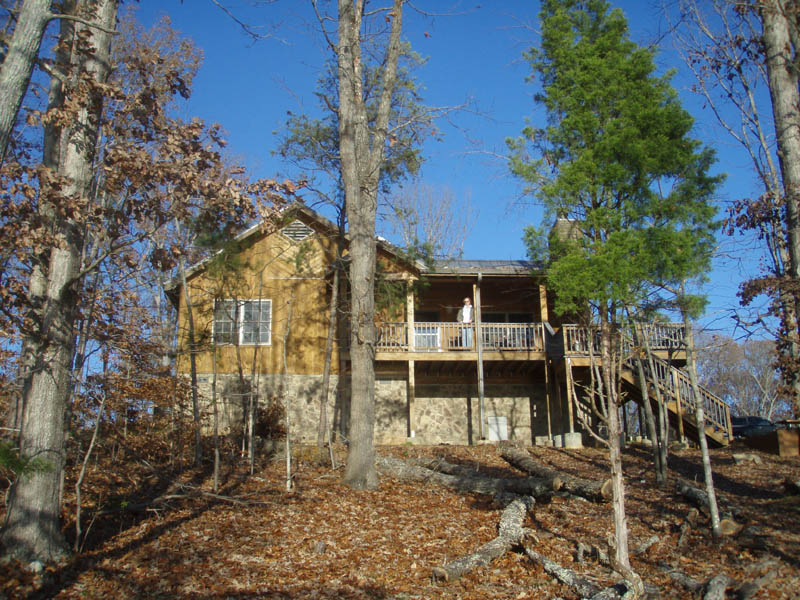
left=544, top=360, right=553, bottom=442
left=406, top=284, right=416, bottom=440
left=407, top=359, right=415, bottom=439
left=474, top=276, right=485, bottom=441
left=565, top=357, right=576, bottom=434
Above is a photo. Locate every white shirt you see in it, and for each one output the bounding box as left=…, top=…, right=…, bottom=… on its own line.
left=461, top=305, right=472, bottom=323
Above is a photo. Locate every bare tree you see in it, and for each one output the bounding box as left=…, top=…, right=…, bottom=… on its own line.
left=384, top=181, right=475, bottom=259
left=697, top=334, right=789, bottom=418
left=674, top=0, right=800, bottom=412
left=323, top=0, right=406, bottom=490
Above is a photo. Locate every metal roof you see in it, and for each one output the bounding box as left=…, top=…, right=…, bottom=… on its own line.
left=430, top=259, right=543, bottom=276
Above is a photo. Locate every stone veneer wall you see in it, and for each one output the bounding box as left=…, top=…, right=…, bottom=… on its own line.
left=374, top=376, right=410, bottom=444
left=192, top=374, right=570, bottom=446
left=413, top=383, right=554, bottom=445
left=194, top=373, right=343, bottom=443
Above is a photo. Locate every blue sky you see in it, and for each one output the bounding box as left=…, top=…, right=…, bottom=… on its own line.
left=133, top=1, right=766, bottom=336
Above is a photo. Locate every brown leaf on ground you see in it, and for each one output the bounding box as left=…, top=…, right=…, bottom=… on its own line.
left=1, top=441, right=799, bottom=599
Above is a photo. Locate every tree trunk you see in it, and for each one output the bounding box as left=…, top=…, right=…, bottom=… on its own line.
left=760, top=0, right=800, bottom=412
left=178, top=254, right=203, bottom=467
left=0, top=0, right=53, bottom=165
left=1, top=0, right=118, bottom=562
left=629, top=320, right=667, bottom=486
left=681, top=305, right=722, bottom=538
left=318, top=258, right=340, bottom=449
left=212, top=345, right=219, bottom=493
left=282, top=293, right=295, bottom=491
left=7, top=0, right=74, bottom=447
left=337, top=0, right=404, bottom=490
left=600, top=314, right=632, bottom=570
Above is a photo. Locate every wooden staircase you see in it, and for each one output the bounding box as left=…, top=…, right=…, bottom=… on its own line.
left=558, top=324, right=732, bottom=447
left=620, top=354, right=731, bottom=447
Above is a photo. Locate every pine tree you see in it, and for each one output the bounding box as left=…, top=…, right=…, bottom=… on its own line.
left=509, top=0, right=721, bottom=575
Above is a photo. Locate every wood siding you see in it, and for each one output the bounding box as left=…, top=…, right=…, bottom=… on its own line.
left=176, top=212, right=341, bottom=376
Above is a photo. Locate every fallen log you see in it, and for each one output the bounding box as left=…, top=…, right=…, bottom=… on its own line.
left=500, top=446, right=612, bottom=502
left=523, top=546, right=602, bottom=598
left=524, top=545, right=641, bottom=600
left=703, top=573, right=736, bottom=600
left=409, top=456, right=506, bottom=479
left=736, top=568, right=778, bottom=600
left=675, top=480, right=743, bottom=535
left=732, top=452, right=763, bottom=465
left=377, top=456, right=556, bottom=499
left=661, top=562, right=776, bottom=600
left=431, top=495, right=534, bottom=583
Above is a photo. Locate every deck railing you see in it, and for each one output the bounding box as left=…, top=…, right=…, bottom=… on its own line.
left=562, top=323, right=686, bottom=356
left=376, top=322, right=546, bottom=353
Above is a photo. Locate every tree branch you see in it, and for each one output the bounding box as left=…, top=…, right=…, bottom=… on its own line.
left=48, top=12, right=117, bottom=35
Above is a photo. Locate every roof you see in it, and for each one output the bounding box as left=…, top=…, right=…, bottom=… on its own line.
left=164, top=203, right=542, bottom=308
left=429, top=259, right=544, bottom=276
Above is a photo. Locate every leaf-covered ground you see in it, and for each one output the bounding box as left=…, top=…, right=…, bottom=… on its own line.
left=2, top=442, right=799, bottom=599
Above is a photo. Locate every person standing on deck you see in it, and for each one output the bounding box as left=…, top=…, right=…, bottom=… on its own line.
left=457, top=297, right=474, bottom=349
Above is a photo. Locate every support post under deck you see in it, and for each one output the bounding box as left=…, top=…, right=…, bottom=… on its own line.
left=474, top=276, right=485, bottom=440
left=565, top=357, right=576, bottom=434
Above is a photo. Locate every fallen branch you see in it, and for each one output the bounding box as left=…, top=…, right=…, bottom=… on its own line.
left=675, top=480, right=743, bottom=535
left=92, top=486, right=252, bottom=516
left=703, top=573, right=736, bottom=600
left=524, top=544, right=640, bottom=600
left=660, top=562, right=776, bottom=600
left=524, top=545, right=602, bottom=598
left=377, top=456, right=556, bottom=499
left=501, top=447, right=612, bottom=502
left=431, top=495, right=534, bottom=583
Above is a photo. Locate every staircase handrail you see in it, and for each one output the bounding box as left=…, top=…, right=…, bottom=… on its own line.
left=629, top=352, right=732, bottom=440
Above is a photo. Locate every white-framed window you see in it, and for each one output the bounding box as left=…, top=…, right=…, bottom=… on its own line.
left=213, top=299, right=272, bottom=345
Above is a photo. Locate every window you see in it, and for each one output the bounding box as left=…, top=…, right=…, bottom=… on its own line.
left=214, top=299, right=272, bottom=345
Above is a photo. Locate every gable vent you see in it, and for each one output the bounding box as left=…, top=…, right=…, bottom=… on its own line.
left=281, top=220, right=314, bottom=242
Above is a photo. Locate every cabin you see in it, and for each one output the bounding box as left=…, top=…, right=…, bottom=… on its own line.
left=167, top=202, right=732, bottom=448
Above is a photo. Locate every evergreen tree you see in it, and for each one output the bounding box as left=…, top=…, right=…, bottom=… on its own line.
left=509, top=0, right=721, bottom=574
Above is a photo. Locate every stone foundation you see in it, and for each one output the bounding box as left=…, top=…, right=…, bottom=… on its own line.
left=192, top=373, right=575, bottom=446
left=195, top=373, right=343, bottom=443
